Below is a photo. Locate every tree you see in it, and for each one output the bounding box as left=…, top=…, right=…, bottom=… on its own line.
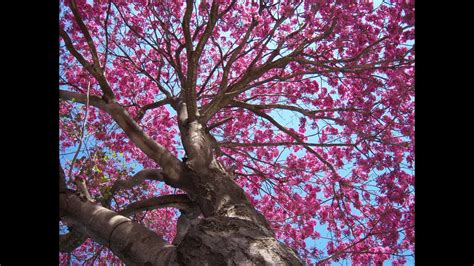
left=59, top=0, right=414, bottom=264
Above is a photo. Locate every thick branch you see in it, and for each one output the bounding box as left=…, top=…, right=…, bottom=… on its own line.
left=137, top=98, right=175, bottom=121
left=60, top=191, right=176, bottom=264
left=59, top=90, right=106, bottom=109
left=182, top=1, right=220, bottom=122
left=109, top=169, right=164, bottom=199
left=59, top=90, right=185, bottom=187
left=119, top=194, right=193, bottom=217
left=177, top=101, right=214, bottom=170
left=109, top=102, right=186, bottom=185
left=194, top=2, right=219, bottom=60
left=181, top=0, right=196, bottom=119
left=199, top=18, right=338, bottom=123
left=182, top=0, right=194, bottom=58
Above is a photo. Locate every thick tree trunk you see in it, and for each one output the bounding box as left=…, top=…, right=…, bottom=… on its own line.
left=60, top=169, right=304, bottom=265
left=59, top=101, right=304, bottom=265
left=176, top=215, right=304, bottom=265
left=174, top=168, right=304, bottom=265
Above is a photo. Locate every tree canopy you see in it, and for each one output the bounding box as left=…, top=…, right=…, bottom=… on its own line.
left=59, top=0, right=414, bottom=264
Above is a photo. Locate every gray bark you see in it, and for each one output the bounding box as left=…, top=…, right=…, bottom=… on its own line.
left=59, top=169, right=305, bottom=265
left=59, top=90, right=305, bottom=265
left=60, top=191, right=177, bottom=265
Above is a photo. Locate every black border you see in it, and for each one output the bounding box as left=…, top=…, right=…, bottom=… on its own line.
left=1, top=0, right=59, bottom=264
left=3, top=0, right=470, bottom=264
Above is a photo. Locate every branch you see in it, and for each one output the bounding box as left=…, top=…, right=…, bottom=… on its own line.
left=60, top=191, right=176, bottom=264
left=59, top=164, right=67, bottom=193
left=59, top=28, right=115, bottom=101
left=220, top=20, right=257, bottom=89
left=219, top=141, right=354, bottom=148
left=207, top=117, right=233, bottom=131
left=194, top=1, right=219, bottom=60
left=59, top=90, right=185, bottom=188
left=199, top=17, right=338, bottom=123
left=59, top=89, right=107, bottom=109
left=69, top=0, right=101, bottom=68
left=182, top=0, right=194, bottom=58
left=182, top=1, right=220, bottom=122
left=113, top=2, right=184, bottom=86
left=68, top=82, right=93, bottom=201
left=231, top=100, right=337, bottom=174
left=108, top=169, right=164, bottom=199
left=118, top=194, right=193, bottom=217
left=136, top=98, right=175, bottom=121
left=237, top=101, right=359, bottom=120
left=107, top=103, right=187, bottom=185
left=60, top=230, right=88, bottom=253
left=101, top=0, right=113, bottom=71
left=111, top=39, right=173, bottom=99
left=201, top=55, right=293, bottom=123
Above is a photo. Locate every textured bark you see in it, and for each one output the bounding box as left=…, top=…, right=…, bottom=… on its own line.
left=60, top=191, right=177, bottom=265
left=176, top=216, right=303, bottom=265
left=173, top=167, right=305, bottom=265
left=60, top=169, right=304, bottom=265
left=60, top=87, right=305, bottom=265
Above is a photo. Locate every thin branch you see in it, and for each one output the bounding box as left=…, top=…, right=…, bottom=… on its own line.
left=60, top=230, right=88, bottom=253
left=59, top=90, right=106, bottom=110
left=102, top=0, right=113, bottom=71
left=59, top=27, right=115, bottom=101
left=207, top=117, right=233, bottom=131
left=232, top=100, right=337, bottom=174
left=219, top=141, right=354, bottom=148
left=68, top=82, right=93, bottom=201
left=69, top=0, right=101, bottom=68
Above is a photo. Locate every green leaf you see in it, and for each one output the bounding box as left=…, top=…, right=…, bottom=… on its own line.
left=93, top=166, right=102, bottom=173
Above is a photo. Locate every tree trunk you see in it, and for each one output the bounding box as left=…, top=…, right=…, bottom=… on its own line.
left=59, top=101, right=304, bottom=265
left=60, top=167, right=304, bottom=265
left=175, top=215, right=304, bottom=265
left=174, top=167, right=304, bottom=265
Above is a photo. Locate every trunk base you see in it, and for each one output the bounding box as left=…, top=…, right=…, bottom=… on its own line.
left=176, top=216, right=304, bottom=265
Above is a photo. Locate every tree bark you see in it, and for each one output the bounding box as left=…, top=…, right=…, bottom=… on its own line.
left=60, top=191, right=177, bottom=265
left=59, top=88, right=304, bottom=265
left=60, top=168, right=304, bottom=265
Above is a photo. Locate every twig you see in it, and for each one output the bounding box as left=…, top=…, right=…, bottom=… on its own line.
left=68, top=82, right=93, bottom=200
